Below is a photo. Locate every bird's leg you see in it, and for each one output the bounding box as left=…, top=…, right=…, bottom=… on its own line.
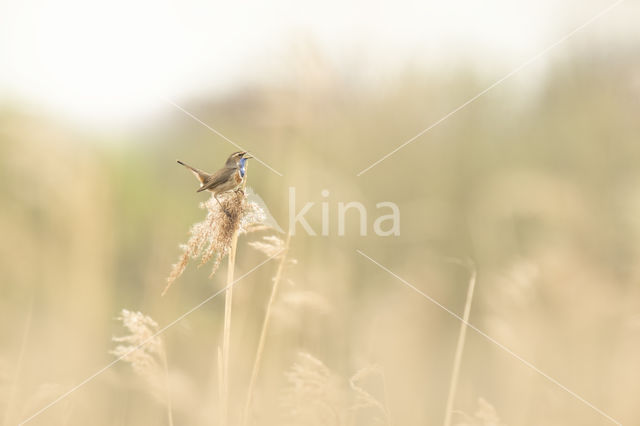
left=234, top=187, right=245, bottom=195
left=214, top=194, right=231, bottom=218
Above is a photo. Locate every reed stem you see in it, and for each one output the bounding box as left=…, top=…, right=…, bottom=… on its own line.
left=241, top=231, right=291, bottom=426
left=443, top=260, right=477, bottom=426
left=220, top=162, right=249, bottom=426
left=160, top=342, right=174, bottom=426
left=220, top=236, right=237, bottom=426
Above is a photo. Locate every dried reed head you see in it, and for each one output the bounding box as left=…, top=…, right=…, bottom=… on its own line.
left=281, top=352, right=347, bottom=426
left=349, top=365, right=391, bottom=424
left=248, top=235, right=286, bottom=258
left=110, top=309, right=167, bottom=400
left=163, top=188, right=269, bottom=295
left=281, top=352, right=389, bottom=426
left=248, top=235, right=295, bottom=263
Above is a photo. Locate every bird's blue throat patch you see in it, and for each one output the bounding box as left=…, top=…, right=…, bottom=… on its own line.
left=239, top=158, right=247, bottom=177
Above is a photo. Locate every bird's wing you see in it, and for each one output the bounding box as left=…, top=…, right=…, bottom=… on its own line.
left=177, top=160, right=210, bottom=185
left=197, top=167, right=236, bottom=193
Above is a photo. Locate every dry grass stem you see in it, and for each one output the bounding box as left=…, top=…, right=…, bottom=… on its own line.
left=159, top=343, right=174, bottom=426
left=220, top=162, right=251, bottom=426
left=242, top=232, right=291, bottom=426
left=444, top=260, right=477, bottom=426
left=220, top=227, right=238, bottom=426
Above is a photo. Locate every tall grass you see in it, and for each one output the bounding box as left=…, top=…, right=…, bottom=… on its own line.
left=159, top=341, right=174, bottom=426
left=242, top=232, right=291, bottom=426
left=3, top=51, right=639, bottom=425
left=111, top=309, right=174, bottom=426
left=443, top=260, right=477, bottom=426
left=220, top=218, right=240, bottom=426
left=220, top=163, right=250, bottom=426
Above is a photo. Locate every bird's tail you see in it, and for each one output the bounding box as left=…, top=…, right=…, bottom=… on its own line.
left=177, top=160, right=209, bottom=184
left=177, top=160, right=194, bottom=170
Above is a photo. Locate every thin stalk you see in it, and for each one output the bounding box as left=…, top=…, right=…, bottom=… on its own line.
left=160, top=342, right=174, bottom=426
left=220, top=163, right=249, bottom=426
left=220, top=232, right=238, bottom=426
left=443, top=261, right=477, bottom=426
left=241, top=232, right=291, bottom=426
left=217, top=345, right=224, bottom=421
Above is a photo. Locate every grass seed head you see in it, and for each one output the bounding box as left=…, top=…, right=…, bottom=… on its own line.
left=111, top=309, right=162, bottom=374
left=163, top=189, right=269, bottom=295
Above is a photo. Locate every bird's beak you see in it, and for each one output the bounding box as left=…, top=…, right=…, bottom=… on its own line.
left=243, top=154, right=253, bottom=159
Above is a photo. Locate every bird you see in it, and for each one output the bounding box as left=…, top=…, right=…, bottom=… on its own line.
left=177, top=151, right=252, bottom=216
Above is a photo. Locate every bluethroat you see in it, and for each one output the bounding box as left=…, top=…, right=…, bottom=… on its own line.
left=177, top=151, right=252, bottom=216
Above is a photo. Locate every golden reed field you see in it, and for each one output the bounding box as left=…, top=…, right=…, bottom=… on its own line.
left=1, top=20, right=640, bottom=426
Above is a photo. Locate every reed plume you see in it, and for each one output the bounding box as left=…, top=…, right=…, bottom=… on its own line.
left=281, top=352, right=390, bottom=426
left=163, top=188, right=267, bottom=296
left=111, top=309, right=174, bottom=426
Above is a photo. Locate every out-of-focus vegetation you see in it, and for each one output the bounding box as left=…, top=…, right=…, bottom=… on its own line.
left=1, top=49, right=640, bottom=426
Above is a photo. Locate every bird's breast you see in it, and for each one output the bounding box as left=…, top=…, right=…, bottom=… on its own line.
left=234, top=170, right=243, bottom=185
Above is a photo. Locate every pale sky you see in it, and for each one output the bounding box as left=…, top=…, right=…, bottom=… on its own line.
left=0, top=0, right=637, bottom=125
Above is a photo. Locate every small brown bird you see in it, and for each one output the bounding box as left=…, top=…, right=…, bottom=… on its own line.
left=177, top=151, right=252, bottom=215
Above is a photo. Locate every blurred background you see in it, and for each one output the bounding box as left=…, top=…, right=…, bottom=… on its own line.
left=1, top=0, right=640, bottom=425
